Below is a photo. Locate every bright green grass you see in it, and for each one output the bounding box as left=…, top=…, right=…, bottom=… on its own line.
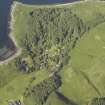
left=71, top=1, right=105, bottom=22
left=58, top=22, right=105, bottom=105
left=71, top=22, right=105, bottom=96
left=71, top=22, right=105, bottom=70
left=0, top=60, right=20, bottom=87
left=0, top=69, right=49, bottom=105
left=57, top=2, right=105, bottom=105
left=59, top=62, right=99, bottom=105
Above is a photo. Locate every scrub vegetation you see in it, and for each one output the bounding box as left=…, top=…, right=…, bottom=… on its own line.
left=14, top=7, right=86, bottom=74
left=1, top=1, right=105, bottom=105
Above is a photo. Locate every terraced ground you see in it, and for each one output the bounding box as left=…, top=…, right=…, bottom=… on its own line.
left=1, top=1, right=105, bottom=105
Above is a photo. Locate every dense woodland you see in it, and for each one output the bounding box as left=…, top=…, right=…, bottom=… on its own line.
left=15, top=8, right=86, bottom=73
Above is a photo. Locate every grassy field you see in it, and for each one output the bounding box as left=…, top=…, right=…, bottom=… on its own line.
left=55, top=24, right=105, bottom=104
left=1, top=1, right=105, bottom=105
left=71, top=22, right=105, bottom=95
left=0, top=69, right=49, bottom=105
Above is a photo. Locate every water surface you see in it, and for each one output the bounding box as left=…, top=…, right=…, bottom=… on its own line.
left=21, top=0, right=80, bottom=4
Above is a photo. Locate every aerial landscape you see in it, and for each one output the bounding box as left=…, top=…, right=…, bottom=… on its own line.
left=1, top=0, right=105, bottom=105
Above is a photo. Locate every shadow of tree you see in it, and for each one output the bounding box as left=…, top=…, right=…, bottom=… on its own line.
left=56, top=91, right=78, bottom=105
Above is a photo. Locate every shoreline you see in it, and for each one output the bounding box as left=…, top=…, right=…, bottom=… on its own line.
left=16, top=0, right=105, bottom=8
left=0, top=0, right=85, bottom=65
left=16, top=0, right=86, bottom=7
left=0, top=0, right=103, bottom=64
left=0, top=2, right=22, bottom=65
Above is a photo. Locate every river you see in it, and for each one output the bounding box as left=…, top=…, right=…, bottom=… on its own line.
left=0, top=0, right=80, bottom=61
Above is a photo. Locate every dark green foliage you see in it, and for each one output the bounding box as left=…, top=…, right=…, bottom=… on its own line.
left=89, top=97, right=105, bottom=105
left=56, top=91, right=78, bottom=105
left=24, top=74, right=61, bottom=105
left=15, top=8, right=86, bottom=73
left=15, top=57, right=28, bottom=72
